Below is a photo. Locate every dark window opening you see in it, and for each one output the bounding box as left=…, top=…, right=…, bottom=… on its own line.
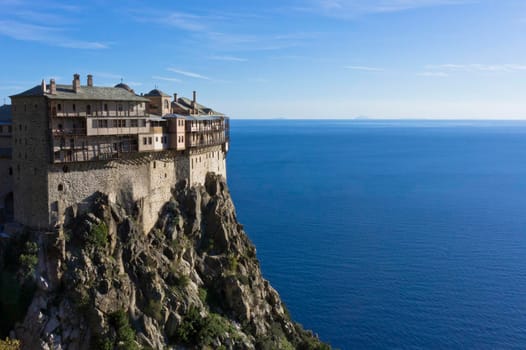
left=72, top=104, right=76, bottom=112
left=57, top=104, right=62, bottom=111
left=86, top=105, right=91, bottom=115
left=104, top=104, right=108, bottom=112
left=58, top=184, right=64, bottom=191
left=8, top=167, right=12, bottom=176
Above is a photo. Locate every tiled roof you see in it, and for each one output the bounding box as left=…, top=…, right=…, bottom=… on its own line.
left=11, top=85, right=149, bottom=102
left=174, top=97, right=224, bottom=116
left=144, top=89, right=170, bottom=97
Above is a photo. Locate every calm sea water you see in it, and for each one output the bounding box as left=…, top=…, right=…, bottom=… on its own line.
left=227, top=120, right=526, bottom=349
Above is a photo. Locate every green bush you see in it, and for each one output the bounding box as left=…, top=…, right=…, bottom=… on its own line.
left=107, top=310, right=139, bottom=350
left=173, top=307, right=232, bottom=347
left=88, top=222, right=108, bottom=248
left=198, top=287, right=208, bottom=305
left=227, top=254, right=238, bottom=273
left=19, top=242, right=38, bottom=279
left=0, top=338, right=20, bottom=350
left=144, top=299, right=163, bottom=323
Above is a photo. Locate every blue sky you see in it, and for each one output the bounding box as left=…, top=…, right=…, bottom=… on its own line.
left=0, top=0, right=525, bottom=118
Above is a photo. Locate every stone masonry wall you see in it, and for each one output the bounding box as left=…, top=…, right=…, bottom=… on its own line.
left=188, top=145, right=226, bottom=185
left=12, top=96, right=50, bottom=229
left=47, top=147, right=226, bottom=233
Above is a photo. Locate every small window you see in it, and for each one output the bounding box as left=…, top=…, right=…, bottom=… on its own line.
left=57, top=104, right=62, bottom=111
left=155, top=137, right=158, bottom=142
left=8, top=167, right=12, bottom=176
left=104, top=103, right=108, bottom=112
left=148, top=137, right=152, bottom=145
left=118, top=104, right=123, bottom=112
left=72, top=103, right=76, bottom=112
left=153, top=161, right=156, bottom=169
left=58, top=184, right=64, bottom=191
left=143, top=137, right=147, bottom=145
left=86, top=105, right=91, bottom=115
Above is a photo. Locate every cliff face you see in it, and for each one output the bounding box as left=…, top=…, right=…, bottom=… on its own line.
left=2, top=174, right=328, bottom=349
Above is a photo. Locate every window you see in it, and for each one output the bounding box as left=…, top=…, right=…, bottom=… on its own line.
left=131, top=120, right=138, bottom=127
left=155, top=137, right=158, bottom=142
left=118, top=104, right=123, bottom=112
left=72, top=104, right=76, bottom=112
left=153, top=161, right=156, bottom=169
left=143, top=137, right=147, bottom=145
left=104, top=103, right=108, bottom=112
left=8, top=126, right=11, bottom=133
left=34, top=104, right=38, bottom=109
left=139, top=119, right=146, bottom=127
left=58, top=184, right=63, bottom=191
left=164, top=100, right=169, bottom=109
left=8, top=167, right=12, bottom=176
left=57, top=104, right=62, bottom=111
left=148, top=137, right=152, bottom=145
left=86, top=105, right=91, bottom=115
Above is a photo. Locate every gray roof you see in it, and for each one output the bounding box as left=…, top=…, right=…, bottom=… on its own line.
left=144, top=89, right=170, bottom=97
left=0, top=104, right=12, bottom=122
left=114, top=83, right=133, bottom=92
left=174, top=97, right=224, bottom=116
left=11, top=84, right=149, bottom=102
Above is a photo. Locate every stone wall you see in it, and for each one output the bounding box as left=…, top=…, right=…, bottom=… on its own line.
left=188, top=145, right=227, bottom=185
left=11, top=96, right=50, bottom=228
left=47, top=148, right=227, bottom=233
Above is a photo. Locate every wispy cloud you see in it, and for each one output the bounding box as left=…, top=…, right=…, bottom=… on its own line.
left=426, top=64, right=526, bottom=72
left=129, top=9, right=211, bottom=32
left=345, top=65, right=384, bottom=72
left=167, top=68, right=211, bottom=80
left=209, top=55, right=248, bottom=62
left=299, top=0, right=472, bottom=18
left=0, top=20, right=107, bottom=49
left=152, top=75, right=182, bottom=83
left=418, top=72, right=449, bottom=77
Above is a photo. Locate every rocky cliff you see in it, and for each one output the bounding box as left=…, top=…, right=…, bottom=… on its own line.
left=0, top=174, right=329, bottom=349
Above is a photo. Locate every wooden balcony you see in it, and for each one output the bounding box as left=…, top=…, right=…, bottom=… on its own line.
left=52, top=128, right=87, bottom=136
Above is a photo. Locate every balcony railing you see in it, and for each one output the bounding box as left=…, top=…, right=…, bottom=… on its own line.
left=51, top=110, right=148, bottom=118
left=186, top=136, right=227, bottom=148
left=52, top=128, right=87, bottom=136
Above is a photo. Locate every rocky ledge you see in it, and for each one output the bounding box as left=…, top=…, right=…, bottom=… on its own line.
left=0, top=174, right=329, bottom=350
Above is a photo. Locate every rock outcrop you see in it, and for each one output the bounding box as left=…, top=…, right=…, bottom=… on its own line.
left=1, top=174, right=329, bottom=349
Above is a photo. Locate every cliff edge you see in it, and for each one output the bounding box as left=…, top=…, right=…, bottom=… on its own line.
left=0, top=174, right=329, bottom=349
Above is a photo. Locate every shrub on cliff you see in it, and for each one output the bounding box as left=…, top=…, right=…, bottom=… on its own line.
left=0, top=338, right=20, bottom=350
left=88, top=222, right=108, bottom=248
left=173, top=306, right=233, bottom=347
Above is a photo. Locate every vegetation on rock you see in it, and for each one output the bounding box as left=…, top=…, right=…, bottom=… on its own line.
left=0, top=175, right=330, bottom=349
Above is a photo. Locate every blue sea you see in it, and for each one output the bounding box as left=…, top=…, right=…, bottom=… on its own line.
left=227, top=120, right=526, bottom=349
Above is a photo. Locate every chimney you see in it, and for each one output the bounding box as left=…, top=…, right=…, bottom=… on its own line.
left=41, top=79, right=46, bottom=93
left=72, top=73, right=81, bottom=92
left=50, top=79, right=56, bottom=94
left=193, top=90, right=197, bottom=104
left=87, top=74, right=93, bottom=87
left=173, top=93, right=178, bottom=102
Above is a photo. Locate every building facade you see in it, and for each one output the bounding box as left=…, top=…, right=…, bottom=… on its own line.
left=8, top=74, right=229, bottom=232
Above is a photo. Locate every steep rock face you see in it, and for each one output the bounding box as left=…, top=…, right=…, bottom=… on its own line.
left=7, top=174, right=329, bottom=349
